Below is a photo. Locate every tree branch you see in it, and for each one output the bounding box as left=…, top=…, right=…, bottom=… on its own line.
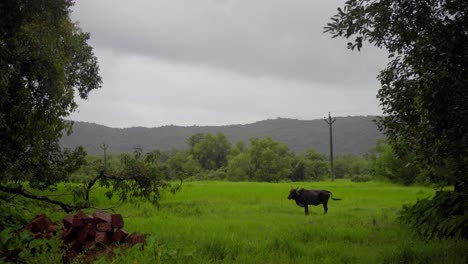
left=0, top=185, right=80, bottom=213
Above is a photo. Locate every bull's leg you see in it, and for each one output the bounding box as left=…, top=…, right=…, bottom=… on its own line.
left=304, top=205, right=309, bottom=215
left=323, top=202, right=328, bottom=214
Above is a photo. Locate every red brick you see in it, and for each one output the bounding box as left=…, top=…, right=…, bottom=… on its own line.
left=96, top=222, right=112, bottom=232
left=72, top=217, right=84, bottom=228
left=112, top=228, right=129, bottom=243
left=95, top=232, right=110, bottom=245
left=63, top=214, right=74, bottom=229
left=83, top=217, right=95, bottom=225
left=93, top=211, right=111, bottom=223
left=86, top=223, right=96, bottom=239
left=111, top=214, right=124, bottom=228
left=62, top=227, right=77, bottom=244
left=27, top=214, right=52, bottom=233
left=74, top=226, right=89, bottom=249
left=47, top=224, right=58, bottom=233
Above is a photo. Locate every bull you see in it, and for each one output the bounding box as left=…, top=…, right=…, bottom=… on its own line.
left=288, top=188, right=341, bottom=215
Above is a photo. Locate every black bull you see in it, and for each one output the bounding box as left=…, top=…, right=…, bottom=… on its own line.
left=288, top=188, right=342, bottom=215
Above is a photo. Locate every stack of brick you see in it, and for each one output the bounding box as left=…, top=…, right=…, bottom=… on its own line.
left=25, top=214, right=58, bottom=239
left=61, top=210, right=146, bottom=262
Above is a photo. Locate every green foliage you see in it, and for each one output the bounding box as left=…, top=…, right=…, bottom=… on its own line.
left=0, top=200, right=28, bottom=262
left=93, top=235, right=195, bottom=264
left=248, top=137, right=293, bottom=182
left=399, top=191, right=467, bottom=240
left=0, top=0, right=102, bottom=191
left=100, top=148, right=172, bottom=207
left=350, top=174, right=372, bottom=183
left=325, top=0, right=468, bottom=188
left=369, top=141, right=421, bottom=185
left=0, top=200, right=63, bottom=263
left=334, top=154, right=371, bottom=179
left=69, top=155, right=107, bottom=183
left=167, top=151, right=201, bottom=180
left=291, top=148, right=329, bottom=181
left=190, top=169, right=227, bottom=181
left=226, top=153, right=252, bottom=181
left=189, top=132, right=231, bottom=171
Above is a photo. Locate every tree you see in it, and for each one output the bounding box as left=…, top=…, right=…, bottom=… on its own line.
left=369, top=140, right=421, bottom=185
left=0, top=1, right=177, bottom=212
left=189, top=132, right=231, bottom=171
left=228, top=140, right=247, bottom=159
left=324, top=0, right=467, bottom=191
left=167, top=151, right=201, bottom=180
left=187, top=133, right=205, bottom=148
left=325, top=0, right=467, bottom=237
left=226, top=153, right=252, bottom=181
left=248, top=137, right=293, bottom=182
left=291, top=148, right=329, bottom=181
left=1, top=0, right=102, bottom=191
left=334, top=154, right=371, bottom=179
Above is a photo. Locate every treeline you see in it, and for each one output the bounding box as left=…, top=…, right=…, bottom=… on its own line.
left=72, top=133, right=427, bottom=185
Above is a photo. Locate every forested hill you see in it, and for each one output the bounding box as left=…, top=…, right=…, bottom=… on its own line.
left=60, top=116, right=384, bottom=155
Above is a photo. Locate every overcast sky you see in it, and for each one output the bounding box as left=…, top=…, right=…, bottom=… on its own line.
left=69, top=0, right=388, bottom=128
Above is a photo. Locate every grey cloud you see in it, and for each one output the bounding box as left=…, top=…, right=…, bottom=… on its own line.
left=71, top=0, right=387, bottom=86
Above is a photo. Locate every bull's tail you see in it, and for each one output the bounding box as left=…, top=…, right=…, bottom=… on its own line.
left=325, top=191, right=342, bottom=200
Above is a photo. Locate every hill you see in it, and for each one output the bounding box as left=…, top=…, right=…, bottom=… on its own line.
left=60, top=116, right=384, bottom=155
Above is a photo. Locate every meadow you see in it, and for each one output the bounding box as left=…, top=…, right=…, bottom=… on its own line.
left=24, top=180, right=468, bottom=263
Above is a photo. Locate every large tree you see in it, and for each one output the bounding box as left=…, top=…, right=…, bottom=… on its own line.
left=0, top=1, right=178, bottom=212
left=0, top=0, right=101, bottom=207
left=325, top=0, right=467, bottom=191
left=189, top=132, right=231, bottom=170
left=248, top=137, right=293, bottom=182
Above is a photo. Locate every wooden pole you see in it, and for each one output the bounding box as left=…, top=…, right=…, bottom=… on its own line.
left=324, top=112, right=336, bottom=182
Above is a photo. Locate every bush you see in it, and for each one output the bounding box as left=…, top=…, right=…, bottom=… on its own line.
left=0, top=201, right=63, bottom=263
left=189, top=169, right=227, bottom=181
left=399, top=191, right=467, bottom=239
left=350, top=174, right=372, bottom=182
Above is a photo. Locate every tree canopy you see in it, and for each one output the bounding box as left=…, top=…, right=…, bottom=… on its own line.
left=1, top=0, right=102, bottom=190
left=0, top=1, right=182, bottom=212
left=325, top=0, right=468, bottom=190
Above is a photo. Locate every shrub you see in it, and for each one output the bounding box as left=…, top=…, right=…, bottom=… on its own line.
left=399, top=191, right=467, bottom=239
left=190, top=169, right=227, bottom=181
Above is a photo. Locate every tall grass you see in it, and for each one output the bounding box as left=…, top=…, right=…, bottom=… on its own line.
left=26, top=180, right=468, bottom=263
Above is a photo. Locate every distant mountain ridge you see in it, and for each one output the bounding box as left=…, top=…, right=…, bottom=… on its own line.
left=60, top=116, right=384, bottom=156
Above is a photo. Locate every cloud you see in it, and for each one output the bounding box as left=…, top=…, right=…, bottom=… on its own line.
left=70, top=0, right=388, bottom=127
left=72, top=0, right=387, bottom=83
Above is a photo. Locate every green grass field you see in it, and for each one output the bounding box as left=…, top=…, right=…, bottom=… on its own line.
left=24, top=180, right=468, bottom=263
left=87, top=180, right=466, bottom=263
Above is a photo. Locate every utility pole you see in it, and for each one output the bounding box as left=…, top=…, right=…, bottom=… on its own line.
left=323, top=112, right=336, bottom=182
left=100, top=143, right=108, bottom=173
